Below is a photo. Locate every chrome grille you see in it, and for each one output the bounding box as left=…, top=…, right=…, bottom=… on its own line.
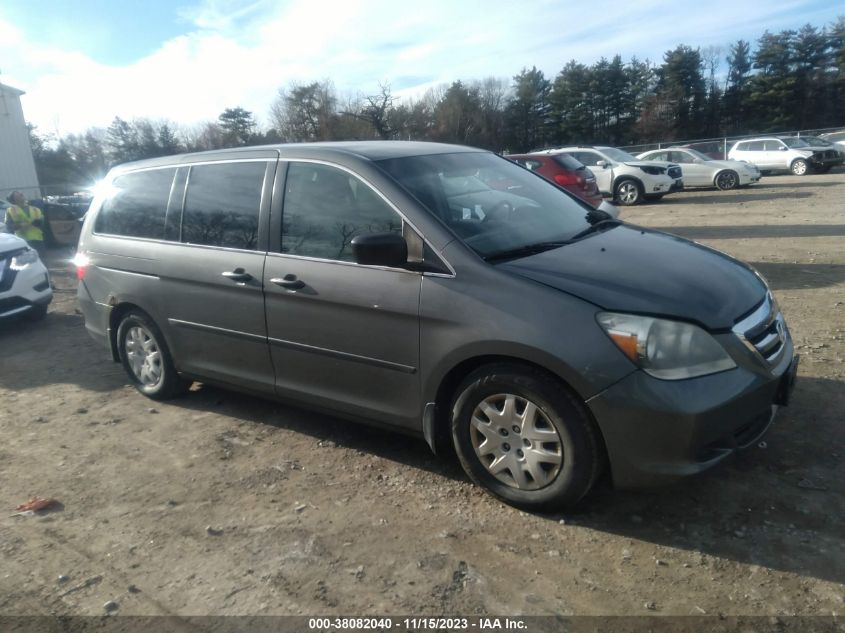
left=732, top=292, right=788, bottom=367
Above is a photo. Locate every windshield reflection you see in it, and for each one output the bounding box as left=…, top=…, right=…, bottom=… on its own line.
left=377, top=152, right=606, bottom=261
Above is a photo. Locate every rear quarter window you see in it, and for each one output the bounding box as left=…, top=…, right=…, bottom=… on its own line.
left=94, top=168, right=176, bottom=239
left=552, top=154, right=584, bottom=170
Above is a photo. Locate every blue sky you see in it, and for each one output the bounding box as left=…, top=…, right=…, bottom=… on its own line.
left=0, top=0, right=842, bottom=135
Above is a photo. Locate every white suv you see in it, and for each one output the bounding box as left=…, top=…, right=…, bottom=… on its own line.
left=535, top=147, right=683, bottom=205
left=0, top=233, right=52, bottom=320
left=728, top=137, right=843, bottom=175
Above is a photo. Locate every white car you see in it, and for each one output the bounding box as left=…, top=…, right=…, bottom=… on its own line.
left=728, top=137, right=843, bottom=175
left=537, top=146, right=683, bottom=205
left=636, top=147, right=761, bottom=190
left=0, top=233, right=52, bottom=320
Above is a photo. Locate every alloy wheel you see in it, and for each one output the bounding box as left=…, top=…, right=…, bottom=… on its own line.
left=124, top=325, right=163, bottom=388
left=716, top=171, right=738, bottom=190
left=616, top=181, right=640, bottom=205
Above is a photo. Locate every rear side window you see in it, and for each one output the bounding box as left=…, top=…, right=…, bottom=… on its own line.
left=569, top=151, right=600, bottom=166
left=551, top=154, right=584, bottom=170
left=95, top=168, right=175, bottom=239
left=281, top=162, right=402, bottom=262
left=181, top=161, right=267, bottom=250
left=514, top=158, right=543, bottom=171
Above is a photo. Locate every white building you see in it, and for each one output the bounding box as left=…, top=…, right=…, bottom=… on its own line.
left=0, top=82, right=40, bottom=201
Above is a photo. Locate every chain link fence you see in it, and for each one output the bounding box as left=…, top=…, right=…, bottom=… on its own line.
left=619, top=125, right=845, bottom=159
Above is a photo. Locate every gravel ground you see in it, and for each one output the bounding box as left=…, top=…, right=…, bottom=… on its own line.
left=0, top=171, right=843, bottom=618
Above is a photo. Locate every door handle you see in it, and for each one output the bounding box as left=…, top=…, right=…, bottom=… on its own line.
left=270, top=274, right=305, bottom=290
left=221, top=268, right=253, bottom=282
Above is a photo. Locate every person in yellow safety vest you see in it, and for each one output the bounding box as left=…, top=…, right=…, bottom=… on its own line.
left=5, top=191, right=46, bottom=257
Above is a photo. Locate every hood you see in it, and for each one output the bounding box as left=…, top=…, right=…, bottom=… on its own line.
left=498, top=225, right=766, bottom=330
left=0, top=232, right=27, bottom=256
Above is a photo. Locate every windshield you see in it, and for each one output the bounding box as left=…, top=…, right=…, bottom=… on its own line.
left=376, top=152, right=601, bottom=260
left=600, top=147, right=639, bottom=162
left=782, top=137, right=810, bottom=148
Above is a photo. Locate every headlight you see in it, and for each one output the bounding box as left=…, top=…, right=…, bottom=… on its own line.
left=639, top=166, right=665, bottom=176
left=597, top=312, right=736, bottom=380
left=10, top=248, right=39, bottom=271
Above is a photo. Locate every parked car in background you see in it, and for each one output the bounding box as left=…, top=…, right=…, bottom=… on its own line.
left=506, top=153, right=603, bottom=207
left=534, top=147, right=683, bottom=206
left=0, top=231, right=52, bottom=320
left=818, top=130, right=845, bottom=153
left=637, top=147, right=761, bottom=190
left=728, top=137, right=843, bottom=175
left=39, top=194, right=91, bottom=246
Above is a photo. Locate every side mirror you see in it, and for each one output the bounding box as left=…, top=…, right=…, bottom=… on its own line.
left=597, top=200, right=619, bottom=219
left=596, top=160, right=608, bottom=169
left=351, top=232, right=408, bottom=268
left=778, top=146, right=787, bottom=151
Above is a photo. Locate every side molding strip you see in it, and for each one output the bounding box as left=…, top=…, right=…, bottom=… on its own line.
left=268, top=336, right=417, bottom=374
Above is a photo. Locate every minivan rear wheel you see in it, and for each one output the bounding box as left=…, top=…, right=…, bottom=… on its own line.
left=117, top=311, right=188, bottom=399
left=450, top=363, right=601, bottom=511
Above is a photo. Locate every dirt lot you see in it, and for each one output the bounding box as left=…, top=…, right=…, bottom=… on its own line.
left=1, top=172, right=843, bottom=618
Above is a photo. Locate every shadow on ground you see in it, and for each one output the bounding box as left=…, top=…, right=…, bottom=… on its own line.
left=658, top=191, right=814, bottom=205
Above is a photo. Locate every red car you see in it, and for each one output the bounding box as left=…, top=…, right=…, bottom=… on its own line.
left=506, top=153, right=603, bottom=207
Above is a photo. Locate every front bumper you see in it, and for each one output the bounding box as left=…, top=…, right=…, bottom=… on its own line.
left=669, top=178, right=684, bottom=192
left=809, top=152, right=843, bottom=168
left=587, top=339, right=797, bottom=489
left=739, top=171, right=761, bottom=185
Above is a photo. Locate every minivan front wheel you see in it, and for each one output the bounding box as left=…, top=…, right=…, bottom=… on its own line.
left=117, top=311, right=187, bottom=399
left=614, top=179, right=642, bottom=205
left=451, top=364, right=602, bottom=510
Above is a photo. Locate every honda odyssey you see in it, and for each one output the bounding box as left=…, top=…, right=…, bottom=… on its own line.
left=75, top=142, right=798, bottom=510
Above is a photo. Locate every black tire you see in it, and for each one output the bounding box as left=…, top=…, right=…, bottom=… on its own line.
left=27, top=303, right=48, bottom=321
left=790, top=158, right=809, bottom=176
left=813, top=165, right=832, bottom=174
left=116, top=310, right=188, bottom=400
left=614, top=178, right=643, bottom=206
left=714, top=170, right=739, bottom=190
left=450, top=363, right=602, bottom=511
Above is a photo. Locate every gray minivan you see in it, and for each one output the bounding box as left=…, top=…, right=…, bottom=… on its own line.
left=76, top=142, right=798, bottom=510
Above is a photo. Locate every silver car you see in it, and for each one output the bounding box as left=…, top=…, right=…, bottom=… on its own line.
left=637, top=148, right=761, bottom=190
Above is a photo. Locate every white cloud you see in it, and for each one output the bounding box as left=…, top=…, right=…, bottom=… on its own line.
left=1, top=0, right=841, bottom=135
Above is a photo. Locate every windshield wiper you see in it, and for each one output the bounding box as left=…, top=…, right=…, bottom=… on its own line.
left=484, top=241, right=569, bottom=262
left=567, top=218, right=622, bottom=241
